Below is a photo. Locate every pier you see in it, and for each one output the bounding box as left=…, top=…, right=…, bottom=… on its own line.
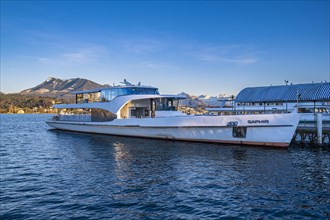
left=204, top=82, right=330, bottom=146
left=293, top=114, right=330, bottom=145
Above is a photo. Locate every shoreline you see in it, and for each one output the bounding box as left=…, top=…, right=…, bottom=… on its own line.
left=0, top=113, right=56, bottom=115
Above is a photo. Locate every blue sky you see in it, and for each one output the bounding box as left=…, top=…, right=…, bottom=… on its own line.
left=1, top=1, right=329, bottom=96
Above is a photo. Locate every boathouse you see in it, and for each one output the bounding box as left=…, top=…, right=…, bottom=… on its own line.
left=207, top=82, right=330, bottom=115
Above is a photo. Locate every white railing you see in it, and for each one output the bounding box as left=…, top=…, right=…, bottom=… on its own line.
left=298, top=113, right=330, bottom=129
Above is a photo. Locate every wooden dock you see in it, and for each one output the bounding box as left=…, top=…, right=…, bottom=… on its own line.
left=293, top=120, right=330, bottom=145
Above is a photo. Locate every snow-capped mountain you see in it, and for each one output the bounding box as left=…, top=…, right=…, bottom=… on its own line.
left=178, top=92, right=230, bottom=108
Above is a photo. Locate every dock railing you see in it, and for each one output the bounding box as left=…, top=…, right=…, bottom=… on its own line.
left=295, top=113, right=330, bottom=145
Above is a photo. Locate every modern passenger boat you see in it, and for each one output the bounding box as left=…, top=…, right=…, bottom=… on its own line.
left=46, top=80, right=301, bottom=147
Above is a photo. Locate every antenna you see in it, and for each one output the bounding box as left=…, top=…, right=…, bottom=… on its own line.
left=120, top=79, right=133, bottom=86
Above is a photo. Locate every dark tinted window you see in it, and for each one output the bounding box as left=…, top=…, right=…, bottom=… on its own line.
left=232, top=127, right=247, bottom=138
left=101, top=87, right=159, bottom=101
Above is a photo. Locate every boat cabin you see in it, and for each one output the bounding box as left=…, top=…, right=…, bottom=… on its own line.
left=119, top=97, right=180, bottom=119
left=73, top=86, right=160, bottom=104
left=53, top=84, right=185, bottom=122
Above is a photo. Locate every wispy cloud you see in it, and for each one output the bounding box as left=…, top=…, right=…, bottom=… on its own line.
left=62, top=46, right=107, bottom=62
left=135, top=61, right=174, bottom=69
left=37, top=57, right=53, bottom=64
left=187, top=44, right=259, bottom=65
left=37, top=46, right=108, bottom=64
left=123, top=39, right=166, bottom=54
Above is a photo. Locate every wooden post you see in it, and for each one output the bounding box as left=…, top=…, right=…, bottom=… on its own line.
left=317, top=113, right=322, bottom=144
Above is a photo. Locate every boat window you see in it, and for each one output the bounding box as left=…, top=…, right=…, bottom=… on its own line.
left=122, top=88, right=135, bottom=95
left=76, top=94, right=84, bottom=103
left=101, top=90, right=111, bottom=101
left=91, top=109, right=117, bottom=122
left=134, top=88, right=145, bottom=94
left=100, top=87, right=159, bottom=101
left=117, top=88, right=125, bottom=96
left=131, top=109, right=137, bottom=117
left=151, top=89, right=160, bottom=94
left=88, top=92, right=100, bottom=102
left=232, top=127, right=247, bottom=138
left=111, top=89, right=117, bottom=100
left=156, top=98, right=176, bottom=111
left=130, top=108, right=149, bottom=118
left=122, top=87, right=159, bottom=95
left=145, top=109, right=149, bottom=116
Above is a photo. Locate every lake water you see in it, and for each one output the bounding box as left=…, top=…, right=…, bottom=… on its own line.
left=1, top=114, right=329, bottom=219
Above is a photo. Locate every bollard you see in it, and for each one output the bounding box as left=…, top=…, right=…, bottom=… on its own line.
left=316, top=113, right=322, bottom=145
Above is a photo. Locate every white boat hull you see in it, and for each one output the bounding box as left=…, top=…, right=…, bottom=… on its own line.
left=46, top=114, right=301, bottom=147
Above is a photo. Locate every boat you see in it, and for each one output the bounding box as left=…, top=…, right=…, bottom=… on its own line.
left=46, top=80, right=301, bottom=147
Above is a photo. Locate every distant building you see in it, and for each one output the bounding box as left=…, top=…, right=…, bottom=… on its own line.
left=17, top=109, right=25, bottom=114
left=207, top=82, right=330, bottom=116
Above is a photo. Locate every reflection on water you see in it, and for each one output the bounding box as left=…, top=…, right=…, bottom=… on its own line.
left=1, top=114, right=329, bottom=219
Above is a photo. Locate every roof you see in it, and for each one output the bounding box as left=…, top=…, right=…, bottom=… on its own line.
left=53, top=94, right=186, bottom=114
left=72, top=85, right=158, bottom=94
left=72, top=88, right=105, bottom=94
left=235, top=82, right=330, bottom=103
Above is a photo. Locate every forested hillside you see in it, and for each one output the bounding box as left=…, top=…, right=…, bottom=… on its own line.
left=0, top=93, right=67, bottom=113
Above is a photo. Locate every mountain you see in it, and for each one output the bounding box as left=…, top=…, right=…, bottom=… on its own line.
left=177, top=92, right=231, bottom=108
left=18, top=77, right=233, bottom=107
left=20, top=77, right=104, bottom=98
left=178, top=92, right=207, bottom=107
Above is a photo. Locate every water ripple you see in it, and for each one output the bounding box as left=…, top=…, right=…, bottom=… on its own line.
left=1, top=114, right=329, bottom=219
